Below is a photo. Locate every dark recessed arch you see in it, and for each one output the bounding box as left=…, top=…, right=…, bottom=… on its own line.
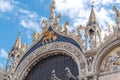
left=25, top=54, right=79, bottom=80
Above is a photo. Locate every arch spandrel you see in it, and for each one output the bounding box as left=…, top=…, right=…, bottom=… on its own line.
left=15, top=42, right=87, bottom=80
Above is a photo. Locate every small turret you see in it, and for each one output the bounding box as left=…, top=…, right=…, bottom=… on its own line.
left=85, top=3, right=101, bottom=50
left=6, top=32, right=22, bottom=72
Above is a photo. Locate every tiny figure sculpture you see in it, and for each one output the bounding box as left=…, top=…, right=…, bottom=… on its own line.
left=76, top=25, right=83, bottom=39
left=69, top=29, right=75, bottom=38
left=65, top=67, right=76, bottom=80
left=33, top=31, right=39, bottom=43
left=21, top=43, right=27, bottom=52
left=62, top=21, right=69, bottom=35
left=51, top=70, right=61, bottom=80
left=87, top=56, right=94, bottom=71
left=55, top=14, right=61, bottom=25
left=41, top=19, right=48, bottom=32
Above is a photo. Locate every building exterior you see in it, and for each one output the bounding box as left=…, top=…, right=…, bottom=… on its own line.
left=1, top=1, right=120, bottom=80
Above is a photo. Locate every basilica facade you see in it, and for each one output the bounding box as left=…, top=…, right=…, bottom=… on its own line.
left=1, top=1, right=120, bottom=80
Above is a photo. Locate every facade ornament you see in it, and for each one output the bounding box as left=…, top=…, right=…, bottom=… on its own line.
left=21, top=43, right=27, bottom=52
left=65, top=67, right=76, bottom=80
left=42, top=31, right=57, bottom=44
left=50, top=0, right=55, bottom=25
left=87, top=56, right=94, bottom=71
left=69, top=29, right=75, bottom=38
left=32, top=31, right=39, bottom=43
left=55, top=14, right=61, bottom=25
left=62, top=21, right=69, bottom=35
left=76, top=25, right=83, bottom=39
left=76, top=25, right=84, bottom=47
left=113, top=6, right=120, bottom=18
left=41, top=19, right=48, bottom=32
left=51, top=70, right=61, bottom=80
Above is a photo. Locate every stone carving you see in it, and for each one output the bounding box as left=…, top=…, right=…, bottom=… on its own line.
left=76, top=25, right=83, bottom=39
left=41, top=19, right=48, bottom=32
left=55, top=14, right=61, bottom=25
left=65, top=67, right=76, bottom=80
left=100, top=48, right=120, bottom=73
left=51, top=70, right=61, bottom=80
left=87, top=56, right=94, bottom=71
left=32, top=31, right=39, bottom=43
left=69, top=29, right=75, bottom=38
left=113, top=6, right=120, bottom=18
left=62, top=21, right=69, bottom=35
left=42, top=31, right=57, bottom=43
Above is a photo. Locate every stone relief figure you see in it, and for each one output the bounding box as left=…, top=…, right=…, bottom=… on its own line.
left=113, top=50, right=120, bottom=65
left=51, top=70, right=61, bottom=80
left=65, top=67, right=76, bottom=80
left=113, top=6, right=120, bottom=18
left=87, top=56, right=94, bottom=71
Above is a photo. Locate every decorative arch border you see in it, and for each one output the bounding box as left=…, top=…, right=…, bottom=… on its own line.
left=93, top=38, right=120, bottom=74
left=15, top=42, right=87, bottom=80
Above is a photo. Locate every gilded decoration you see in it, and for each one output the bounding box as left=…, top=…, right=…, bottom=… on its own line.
left=100, top=47, right=120, bottom=73
left=42, top=31, right=57, bottom=43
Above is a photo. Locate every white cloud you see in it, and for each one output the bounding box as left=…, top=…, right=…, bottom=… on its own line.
left=0, top=49, right=8, bottom=59
left=0, top=0, right=14, bottom=12
left=55, top=0, right=119, bottom=40
left=20, top=19, right=40, bottom=30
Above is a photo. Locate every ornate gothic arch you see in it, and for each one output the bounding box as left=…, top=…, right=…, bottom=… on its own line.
left=15, top=42, right=87, bottom=80
left=93, top=38, right=120, bottom=75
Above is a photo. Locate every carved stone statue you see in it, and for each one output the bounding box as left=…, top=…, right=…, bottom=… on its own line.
left=51, top=70, right=61, bottom=80
left=65, top=67, right=76, bottom=80
left=55, top=14, right=61, bottom=25
left=41, top=19, right=48, bottom=32
left=76, top=25, right=83, bottom=39
left=113, top=6, right=120, bottom=18
left=69, top=29, right=75, bottom=38
left=62, top=21, right=69, bottom=35
left=32, top=31, right=39, bottom=43
left=87, top=56, right=94, bottom=71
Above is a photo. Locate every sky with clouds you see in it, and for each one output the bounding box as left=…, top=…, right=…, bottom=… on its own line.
left=0, top=0, right=120, bottom=70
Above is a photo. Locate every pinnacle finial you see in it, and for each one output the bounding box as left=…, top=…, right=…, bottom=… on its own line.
left=91, top=1, right=95, bottom=8
left=12, top=32, right=21, bottom=51
left=50, top=0, right=56, bottom=25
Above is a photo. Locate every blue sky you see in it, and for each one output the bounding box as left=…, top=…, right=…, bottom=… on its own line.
left=0, top=0, right=120, bottom=70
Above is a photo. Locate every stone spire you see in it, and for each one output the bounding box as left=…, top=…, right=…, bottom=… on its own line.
left=50, top=0, right=56, bottom=25
left=12, top=32, right=21, bottom=51
left=85, top=3, right=101, bottom=50
left=87, top=4, right=98, bottom=26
